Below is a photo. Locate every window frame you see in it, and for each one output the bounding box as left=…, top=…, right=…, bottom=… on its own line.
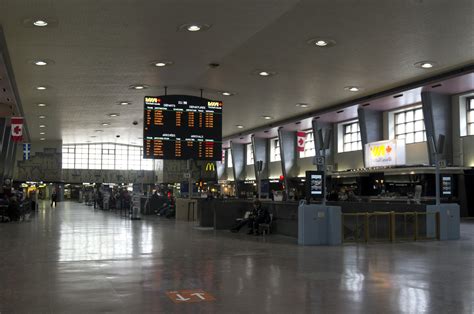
left=299, top=130, right=316, bottom=158
left=467, top=97, right=474, bottom=136
left=393, top=105, right=427, bottom=144
left=270, top=138, right=281, bottom=162
left=340, top=121, right=362, bottom=153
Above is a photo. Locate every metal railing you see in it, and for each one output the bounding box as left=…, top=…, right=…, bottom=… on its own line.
left=342, top=211, right=440, bottom=243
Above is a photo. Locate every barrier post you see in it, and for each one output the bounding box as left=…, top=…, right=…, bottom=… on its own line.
left=341, top=214, right=345, bottom=243
left=364, top=212, right=369, bottom=242
left=390, top=211, right=395, bottom=242
left=414, top=212, right=418, bottom=241
left=436, top=211, right=441, bottom=240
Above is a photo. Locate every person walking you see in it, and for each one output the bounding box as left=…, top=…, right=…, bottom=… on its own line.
left=51, top=190, right=57, bottom=207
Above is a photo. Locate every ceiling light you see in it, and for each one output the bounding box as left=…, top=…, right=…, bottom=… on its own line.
left=262, top=116, right=272, bottom=120
left=344, top=86, right=361, bottom=92
left=108, top=113, right=120, bottom=117
left=37, top=103, right=47, bottom=107
left=153, top=61, right=173, bottom=67
left=102, top=123, right=110, bottom=126
left=40, top=132, right=45, bottom=135
left=255, top=70, right=276, bottom=77
left=296, top=103, right=309, bottom=108
left=33, top=20, right=48, bottom=27
left=118, top=101, right=131, bottom=106
left=40, top=138, right=45, bottom=141
left=307, top=38, right=337, bottom=48
left=415, top=61, right=437, bottom=69
left=39, top=115, right=46, bottom=119
left=36, top=86, right=47, bottom=90
left=130, top=84, right=148, bottom=90
left=187, top=25, right=201, bottom=32
left=259, top=71, right=270, bottom=76
left=222, top=91, right=234, bottom=96
left=39, top=124, right=46, bottom=128
left=236, top=125, right=244, bottom=129
left=34, top=60, right=48, bottom=66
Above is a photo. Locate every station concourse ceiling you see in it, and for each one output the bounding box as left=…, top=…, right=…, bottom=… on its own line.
left=0, top=0, right=472, bottom=144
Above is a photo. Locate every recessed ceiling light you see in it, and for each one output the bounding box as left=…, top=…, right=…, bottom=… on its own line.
left=307, top=38, right=337, bottom=48
left=178, top=23, right=211, bottom=32
left=222, top=91, right=234, bottom=96
left=40, top=132, right=45, bottom=135
left=296, top=103, right=310, bottom=108
left=236, top=125, right=244, bottom=129
left=102, top=123, right=110, bottom=126
left=40, top=138, right=45, bottom=141
left=36, top=86, right=47, bottom=90
left=344, top=86, right=361, bottom=92
left=152, top=61, right=173, bottom=67
left=39, top=115, right=46, bottom=119
left=108, top=113, right=120, bottom=117
left=262, top=116, right=272, bottom=120
left=39, top=124, right=46, bottom=128
left=414, top=61, right=437, bottom=69
left=130, top=84, right=148, bottom=90
left=34, top=60, right=48, bottom=66
left=33, top=20, right=48, bottom=27
left=37, top=103, right=47, bottom=107
left=254, top=70, right=276, bottom=77
left=118, top=101, right=131, bottom=106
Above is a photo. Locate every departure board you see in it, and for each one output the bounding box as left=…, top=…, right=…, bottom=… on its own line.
left=143, top=95, right=222, bottom=160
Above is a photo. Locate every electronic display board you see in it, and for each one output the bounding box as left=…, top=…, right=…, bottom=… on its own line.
left=143, top=95, right=222, bottom=160
left=305, top=170, right=325, bottom=199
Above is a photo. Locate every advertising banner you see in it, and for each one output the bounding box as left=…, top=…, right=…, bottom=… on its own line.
left=364, top=139, right=406, bottom=168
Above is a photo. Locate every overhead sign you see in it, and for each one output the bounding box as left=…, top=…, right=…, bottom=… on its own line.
left=143, top=95, right=222, bottom=160
left=364, top=139, right=406, bottom=168
left=442, top=176, right=452, bottom=196
left=205, top=162, right=215, bottom=172
left=166, top=290, right=216, bottom=304
left=296, top=131, right=306, bottom=152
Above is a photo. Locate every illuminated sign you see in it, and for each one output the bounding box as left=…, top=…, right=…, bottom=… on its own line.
left=205, top=162, right=216, bottom=171
left=364, top=139, right=406, bottom=168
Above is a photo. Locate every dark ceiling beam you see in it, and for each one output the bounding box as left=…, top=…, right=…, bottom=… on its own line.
left=224, top=63, right=474, bottom=141
left=0, top=25, right=31, bottom=142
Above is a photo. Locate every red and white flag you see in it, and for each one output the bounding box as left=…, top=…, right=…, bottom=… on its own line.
left=296, top=131, right=306, bottom=152
left=11, top=117, right=24, bottom=142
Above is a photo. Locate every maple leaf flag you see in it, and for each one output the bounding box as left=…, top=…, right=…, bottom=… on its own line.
left=297, top=131, right=306, bottom=152
left=11, top=117, right=24, bottom=142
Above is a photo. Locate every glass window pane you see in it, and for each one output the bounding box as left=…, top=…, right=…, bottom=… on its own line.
left=354, top=123, right=359, bottom=132
left=414, top=120, right=423, bottom=132
left=351, top=142, right=358, bottom=151
left=396, top=124, right=405, bottom=135
left=406, top=122, right=414, bottom=133
left=468, top=111, right=474, bottom=123
left=357, top=141, right=362, bottom=150
left=406, top=133, right=414, bottom=144
left=351, top=133, right=358, bottom=142
left=405, top=110, right=414, bottom=122
left=415, top=109, right=423, bottom=120
left=344, top=134, right=351, bottom=143
left=469, top=123, right=474, bottom=136
left=344, top=143, right=351, bottom=152
left=345, top=124, right=352, bottom=133
left=396, top=113, right=405, bottom=124
left=415, top=131, right=424, bottom=143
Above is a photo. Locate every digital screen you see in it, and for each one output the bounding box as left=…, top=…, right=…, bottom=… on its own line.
left=442, top=176, right=452, bottom=196
left=306, top=171, right=324, bottom=199
left=143, top=95, right=222, bottom=160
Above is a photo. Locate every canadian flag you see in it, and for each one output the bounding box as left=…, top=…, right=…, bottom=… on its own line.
left=297, top=131, right=306, bottom=152
left=11, top=117, right=24, bottom=142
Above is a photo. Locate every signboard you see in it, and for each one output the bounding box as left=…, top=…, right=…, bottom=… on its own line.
left=442, top=175, right=452, bottom=196
left=305, top=170, right=324, bottom=199
left=23, top=143, right=31, bottom=160
left=314, top=156, right=325, bottom=166
left=166, top=290, right=215, bottom=304
left=143, top=95, right=222, bottom=160
left=364, top=139, right=406, bottom=168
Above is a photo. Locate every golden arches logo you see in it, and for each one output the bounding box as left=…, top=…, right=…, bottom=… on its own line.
left=205, top=163, right=216, bottom=171
left=145, top=97, right=159, bottom=103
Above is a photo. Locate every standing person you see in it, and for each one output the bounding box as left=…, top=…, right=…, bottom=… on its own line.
left=51, top=189, right=57, bottom=207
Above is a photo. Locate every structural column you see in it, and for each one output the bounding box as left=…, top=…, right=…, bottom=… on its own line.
left=278, top=128, right=297, bottom=200
left=358, top=107, right=383, bottom=167
left=421, top=91, right=453, bottom=165
left=251, top=135, right=269, bottom=197
left=230, top=141, right=245, bottom=197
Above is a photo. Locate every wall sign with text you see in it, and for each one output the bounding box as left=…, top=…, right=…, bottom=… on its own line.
left=364, top=139, right=406, bottom=168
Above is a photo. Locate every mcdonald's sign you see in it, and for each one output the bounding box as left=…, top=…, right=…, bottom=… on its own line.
left=205, top=162, right=216, bottom=172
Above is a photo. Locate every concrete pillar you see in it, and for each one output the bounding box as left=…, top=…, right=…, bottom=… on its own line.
left=0, top=127, right=11, bottom=182
left=230, top=141, right=245, bottom=196
left=278, top=128, right=297, bottom=200
left=252, top=135, right=269, bottom=196
left=6, top=142, right=17, bottom=179
left=312, top=120, right=334, bottom=169
left=358, top=107, right=384, bottom=167
left=421, top=91, right=452, bottom=165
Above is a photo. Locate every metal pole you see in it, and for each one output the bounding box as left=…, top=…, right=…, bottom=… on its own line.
left=435, top=153, right=440, bottom=205
left=187, top=159, right=192, bottom=199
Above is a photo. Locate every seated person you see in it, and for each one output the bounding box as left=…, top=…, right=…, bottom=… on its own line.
left=250, top=201, right=270, bottom=235
left=7, top=195, right=21, bottom=222
left=230, top=200, right=262, bottom=234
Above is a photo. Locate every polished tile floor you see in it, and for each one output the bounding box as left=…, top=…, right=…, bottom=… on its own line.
left=0, top=201, right=473, bottom=313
